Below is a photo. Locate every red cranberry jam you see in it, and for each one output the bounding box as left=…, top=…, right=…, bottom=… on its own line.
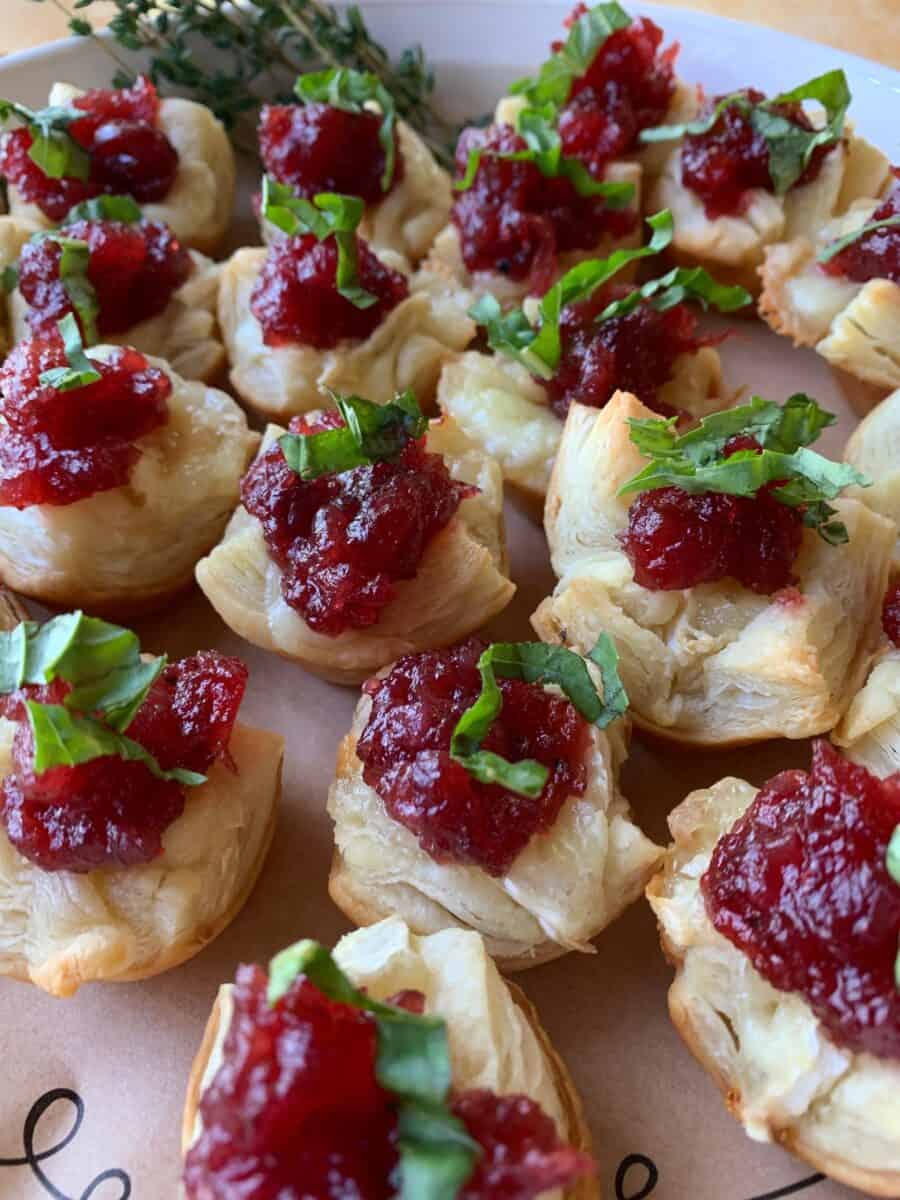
left=356, top=638, right=592, bottom=875
left=0, top=77, right=178, bottom=222
left=183, top=961, right=592, bottom=1200
left=821, top=175, right=900, bottom=284
left=0, top=653, right=246, bottom=873
left=250, top=233, right=408, bottom=349
left=19, top=218, right=192, bottom=340
left=543, top=287, right=714, bottom=418
left=0, top=333, right=171, bottom=508
left=558, top=9, right=677, bottom=177
left=681, top=89, right=835, bottom=218
left=703, top=741, right=900, bottom=1059
left=241, top=412, right=472, bottom=635
left=883, top=581, right=900, bottom=648
left=452, top=124, right=635, bottom=295
left=259, top=102, right=404, bottom=206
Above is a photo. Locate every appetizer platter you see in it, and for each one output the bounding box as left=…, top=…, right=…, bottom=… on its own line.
left=0, top=2, right=899, bottom=1197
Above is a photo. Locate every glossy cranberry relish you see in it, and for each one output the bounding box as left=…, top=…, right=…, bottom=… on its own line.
left=882, top=582, right=900, bottom=648
left=250, top=233, right=409, bottom=348
left=241, top=412, right=472, bottom=635
left=259, top=102, right=404, bottom=206
left=0, top=77, right=178, bottom=222
left=703, top=741, right=900, bottom=1059
left=356, top=638, right=591, bottom=875
left=183, top=962, right=592, bottom=1200
left=0, top=653, right=246, bottom=873
left=821, top=174, right=900, bottom=284
left=19, top=218, right=193, bottom=340
left=0, top=333, right=171, bottom=508
left=543, top=287, right=714, bottom=418
left=681, top=89, right=835, bottom=218
left=558, top=9, right=677, bottom=178
left=452, top=124, right=635, bottom=295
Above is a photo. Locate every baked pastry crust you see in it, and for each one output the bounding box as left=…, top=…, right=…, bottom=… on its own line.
left=833, top=644, right=900, bottom=778
left=0, top=351, right=259, bottom=616
left=0, top=721, right=284, bottom=998
left=181, top=917, right=598, bottom=1200
left=647, top=778, right=900, bottom=1196
left=196, top=413, right=515, bottom=685
left=532, top=391, right=895, bottom=747
left=0, top=216, right=36, bottom=360
left=218, top=248, right=475, bottom=420
left=843, top=386, right=900, bottom=563
left=7, top=83, right=236, bottom=256
left=327, top=673, right=660, bottom=969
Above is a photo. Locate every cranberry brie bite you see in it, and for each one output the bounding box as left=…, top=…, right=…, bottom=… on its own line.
left=644, top=70, right=869, bottom=293
left=761, top=167, right=900, bottom=393
left=533, top=391, right=894, bottom=746
left=0, top=78, right=235, bottom=255
left=0, top=318, right=257, bottom=614
left=843, top=386, right=900, bottom=563
left=182, top=918, right=597, bottom=1200
left=647, top=742, right=900, bottom=1194
left=328, top=636, right=660, bottom=967
left=197, top=392, right=514, bottom=685
left=220, top=185, right=474, bottom=421
left=0, top=611, right=283, bottom=997
left=438, top=209, right=749, bottom=508
left=258, top=68, right=451, bottom=265
left=833, top=583, right=900, bottom=780
left=3, top=196, right=223, bottom=383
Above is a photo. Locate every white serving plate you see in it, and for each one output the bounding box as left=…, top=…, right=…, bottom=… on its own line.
left=0, top=7, right=898, bottom=1200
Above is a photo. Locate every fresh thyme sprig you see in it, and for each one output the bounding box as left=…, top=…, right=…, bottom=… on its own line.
left=29, top=0, right=457, bottom=167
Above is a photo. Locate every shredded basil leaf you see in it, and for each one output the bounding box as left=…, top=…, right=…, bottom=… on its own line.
left=1, top=264, right=18, bottom=294
left=397, top=1102, right=479, bottom=1200
left=63, top=194, right=143, bottom=225
left=597, top=264, right=752, bottom=321
left=618, top=394, right=869, bottom=542
left=818, top=213, right=900, bottom=263
left=509, top=3, right=632, bottom=110
left=260, top=177, right=376, bottom=308
left=295, top=68, right=398, bottom=191
left=0, top=98, right=90, bottom=181
left=638, top=92, right=751, bottom=144
left=887, top=827, right=900, bottom=992
left=50, top=235, right=100, bottom=346
left=278, top=390, right=427, bottom=480
left=38, top=313, right=101, bottom=391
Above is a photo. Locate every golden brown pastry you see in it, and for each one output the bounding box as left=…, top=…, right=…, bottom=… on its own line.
left=182, top=917, right=598, bottom=1200
left=533, top=391, right=895, bottom=746
left=0, top=216, right=32, bottom=360
left=844, top=387, right=900, bottom=562
left=834, top=645, right=900, bottom=779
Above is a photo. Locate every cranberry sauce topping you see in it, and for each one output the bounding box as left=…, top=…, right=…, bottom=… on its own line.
left=558, top=10, right=677, bottom=177
left=0, top=653, right=246, bottom=873
left=19, top=218, right=193, bottom=340
left=821, top=174, right=900, bottom=284
left=250, top=233, right=408, bottom=349
left=259, top=102, right=404, bottom=206
left=452, top=124, right=635, bottom=295
left=883, top=581, right=900, bottom=648
left=241, top=412, right=472, bottom=635
left=703, top=741, right=900, bottom=1059
left=0, top=333, right=171, bottom=508
left=681, top=89, right=834, bottom=218
left=183, top=961, right=592, bottom=1200
left=0, top=77, right=178, bottom=222
left=543, top=287, right=714, bottom=419
left=356, top=638, right=591, bottom=875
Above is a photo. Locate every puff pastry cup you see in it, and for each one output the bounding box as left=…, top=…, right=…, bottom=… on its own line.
left=182, top=916, right=597, bottom=1200
left=647, top=779, right=900, bottom=1196
left=327, top=657, right=661, bottom=969
left=0, top=352, right=259, bottom=615
left=196, top=413, right=515, bottom=686
left=532, top=391, right=896, bottom=747
left=833, top=632, right=900, bottom=779
left=0, top=217, right=28, bottom=362
left=0, top=719, right=284, bottom=998
left=844, top=387, right=900, bottom=562
left=7, top=83, right=236, bottom=256
left=219, top=248, right=475, bottom=421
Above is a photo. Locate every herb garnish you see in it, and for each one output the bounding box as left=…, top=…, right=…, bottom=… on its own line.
left=294, top=68, right=398, bottom=190
left=888, top=827, right=900, bottom=989
left=0, top=612, right=204, bottom=786
left=38, top=314, right=102, bottom=392
left=261, top=178, right=376, bottom=308
left=818, top=214, right=900, bottom=263
left=618, top=394, right=869, bottom=544
left=278, top=390, right=427, bottom=480
left=450, top=636, right=627, bottom=798
left=639, top=69, right=851, bottom=195
left=469, top=210, right=750, bottom=379
left=508, top=3, right=631, bottom=110
left=266, top=938, right=479, bottom=1198
left=62, top=194, right=143, bottom=225
left=0, top=98, right=89, bottom=180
